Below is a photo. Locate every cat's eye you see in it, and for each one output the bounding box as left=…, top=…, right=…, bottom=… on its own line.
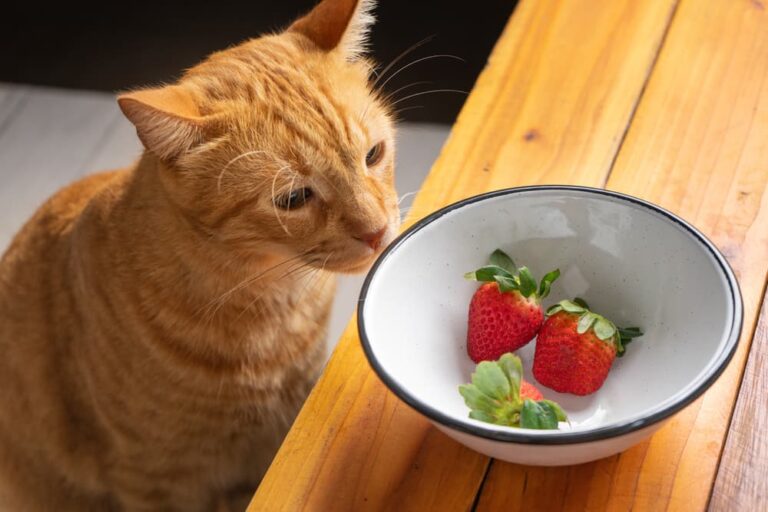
left=274, top=188, right=314, bottom=210
left=365, top=141, right=385, bottom=167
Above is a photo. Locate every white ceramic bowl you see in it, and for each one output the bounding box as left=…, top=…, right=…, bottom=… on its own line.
left=358, top=186, right=742, bottom=466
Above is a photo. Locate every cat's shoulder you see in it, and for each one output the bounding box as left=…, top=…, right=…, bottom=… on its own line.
left=45, top=169, right=129, bottom=223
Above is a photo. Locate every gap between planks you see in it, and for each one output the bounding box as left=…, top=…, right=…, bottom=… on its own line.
left=708, top=281, right=768, bottom=510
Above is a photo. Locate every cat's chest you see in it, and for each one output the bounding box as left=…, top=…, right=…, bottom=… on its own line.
left=205, top=274, right=334, bottom=396
left=239, top=276, right=333, bottom=353
left=131, top=274, right=334, bottom=425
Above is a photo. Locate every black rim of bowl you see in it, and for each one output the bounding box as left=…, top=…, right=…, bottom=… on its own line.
left=357, top=185, right=743, bottom=445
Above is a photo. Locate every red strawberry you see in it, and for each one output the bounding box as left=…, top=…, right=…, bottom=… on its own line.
left=465, top=249, right=560, bottom=362
left=459, top=353, right=567, bottom=430
left=533, top=299, right=643, bottom=395
left=520, top=380, right=543, bottom=401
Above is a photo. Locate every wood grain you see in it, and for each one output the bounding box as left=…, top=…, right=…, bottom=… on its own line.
left=249, top=0, right=679, bottom=509
left=476, top=0, right=768, bottom=510
left=709, top=292, right=768, bottom=510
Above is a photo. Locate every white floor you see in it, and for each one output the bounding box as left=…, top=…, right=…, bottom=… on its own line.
left=0, top=83, right=448, bottom=356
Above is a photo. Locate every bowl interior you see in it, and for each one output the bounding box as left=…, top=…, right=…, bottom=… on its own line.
left=361, top=188, right=737, bottom=439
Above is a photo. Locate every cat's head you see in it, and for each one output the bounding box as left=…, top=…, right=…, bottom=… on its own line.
left=118, top=0, right=399, bottom=273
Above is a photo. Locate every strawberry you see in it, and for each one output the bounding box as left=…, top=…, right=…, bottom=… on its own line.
left=520, top=380, right=543, bottom=401
left=459, top=353, right=567, bottom=429
left=532, top=299, right=643, bottom=395
left=464, top=249, right=560, bottom=362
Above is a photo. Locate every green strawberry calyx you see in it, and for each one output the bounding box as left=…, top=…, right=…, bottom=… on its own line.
left=546, top=298, right=644, bottom=356
left=458, top=353, right=567, bottom=430
left=464, top=249, right=560, bottom=301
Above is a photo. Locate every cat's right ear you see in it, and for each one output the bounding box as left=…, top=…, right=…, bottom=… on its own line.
left=289, top=0, right=375, bottom=61
left=117, top=85, right=208, bottom=162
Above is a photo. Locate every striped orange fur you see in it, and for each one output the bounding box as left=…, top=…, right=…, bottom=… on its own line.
left=0, top=1, right=398, bottom=510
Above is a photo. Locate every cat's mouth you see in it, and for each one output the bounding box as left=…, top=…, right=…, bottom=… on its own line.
left=305, top=240, right=393, bottom=274
left=303, top=218, right=399, bottom=273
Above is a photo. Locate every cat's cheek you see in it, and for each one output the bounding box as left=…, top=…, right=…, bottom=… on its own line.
left=379, top=220, right=399, bottom=252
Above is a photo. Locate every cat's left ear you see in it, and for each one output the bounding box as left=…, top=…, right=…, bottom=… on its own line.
left=117, top=85, right=211, bottom=162
left=289, top=0, right=375, bottom=61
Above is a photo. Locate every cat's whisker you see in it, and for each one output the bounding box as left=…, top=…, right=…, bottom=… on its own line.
left=397, top=191, right=418, bottom=205
left=282, top=175, right=299, bottom=238
left=390, top=89, right=469, bottom=108
left=295, top=268, right=320, bottom=305
left=363, top=81, right=431, bottom=122
left=376, top=54, right=466, bottom=94
left=297, top=253, right=332, bottom=304
left=237, top=255, right=324, bottom=320
left=198, top=249, right=316, bottom=321
left=234, top=251, right=327, bottom=320
left=383, top=80, right=433, bottom=105
left=360, top=36, right=436, bottom=124
left=371, top=35, right=436, bottom=89
left=217, top=150, right=270, bottom=194
left=270, top=165, right=295, bottom=237
left=392, top=105, right=425, bottom=119
left=315, top=171, right=343, bottom=197
left=399, top=204, right=432, bottom=221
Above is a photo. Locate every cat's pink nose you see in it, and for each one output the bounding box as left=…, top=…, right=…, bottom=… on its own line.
left=355, top=226, right=387, bottom=250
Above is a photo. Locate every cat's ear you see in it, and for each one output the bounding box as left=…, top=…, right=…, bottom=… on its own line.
left=117, top=85, right=208, bottom=161
left=289, top=0, right=375, bottom=61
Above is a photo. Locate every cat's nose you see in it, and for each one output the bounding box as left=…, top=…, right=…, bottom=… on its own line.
left=354, top=226, right=387, bottom=250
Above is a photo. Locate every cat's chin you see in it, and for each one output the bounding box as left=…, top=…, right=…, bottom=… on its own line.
left=334, top=260, right=376, bottom=274
left=320, top=255, right=379, bottom=274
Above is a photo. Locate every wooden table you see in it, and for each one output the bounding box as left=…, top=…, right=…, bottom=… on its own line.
left=250, top=0, right=768, bottom=509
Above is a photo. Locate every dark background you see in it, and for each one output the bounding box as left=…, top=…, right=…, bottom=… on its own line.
left=0, top=1, right=516, bottom=124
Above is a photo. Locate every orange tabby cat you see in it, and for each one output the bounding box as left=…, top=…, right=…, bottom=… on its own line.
left=0, top=0, right=399, bottom=510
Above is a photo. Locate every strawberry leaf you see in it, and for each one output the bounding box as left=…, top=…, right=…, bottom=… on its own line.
left=465, top=265, right=515, bottom=282
left=540, top=400, right=568, bottom=422
left=593, top=318, right=617, bottom=340
left=560, top=300, right=586, bottom=313
left=577, top=313, right=597, bottom=334
left=458, top=384, right=496, bottom=411
left=472, top=361, right=510, bottom=400
left=497, top=353, right=523, bottom=399
left=469, top=410, right=495, bottom=423
left=616, top=327, right=644, bottom=356
left=619, top=327, right=643, bottom=338
left=537, top=402, right=563, bottom=428
left=573, top=297, right=590, bottom=309
left=546, top=304, right=564, bottom=316
left=489, top=249, right=516, bottom=273
left=519, top=400, right=542, bottom=429
left=520, top=400, right=559, bottom=430
left=517, top=267, right=537, bottom=298
left=538, top=269, right=560, bottom=298
left=494, top=275, right=519, bottom=293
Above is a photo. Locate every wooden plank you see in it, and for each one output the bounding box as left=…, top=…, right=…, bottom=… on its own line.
left=710, top=292, right=768, bottom=510
left=249, top=0, right=679, bottom=509
left=476, top=0, right=768, bottom=510
left=0, top=86, right=138, bottom=250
